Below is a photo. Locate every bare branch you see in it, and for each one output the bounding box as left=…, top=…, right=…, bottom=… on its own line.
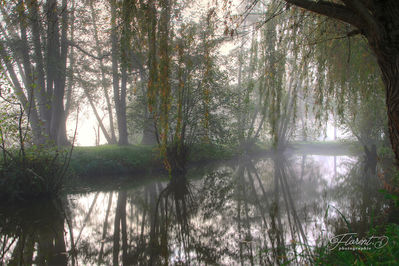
left=67, top=40, right=110, bottom=60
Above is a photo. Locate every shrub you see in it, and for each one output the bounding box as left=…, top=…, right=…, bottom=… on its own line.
left=0, top=147, right=70, bottom=202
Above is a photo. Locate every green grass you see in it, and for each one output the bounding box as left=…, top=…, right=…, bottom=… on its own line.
left=312, top=223, right=399, bottom=265
left=0, top=139, right=371, bottom=184
left=188, top=143, right=239, bottom=162
left=68, top=143, right=241, bottom=177
left=293, top=191, right=399, bottom=265
left=289, top=140, right=362, bottom=156
left=69, top=145, right=158, bottom=177
left=68, top=140, right=369, bottom=177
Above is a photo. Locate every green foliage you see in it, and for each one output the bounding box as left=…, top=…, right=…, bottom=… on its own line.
left=297, top=17, right=387, bottom=147
left=378, top=146, right=395, bottom=160
left=0, top=146, right=69, bottom=201
left=188, top=143, right=238, bottom=162
left=380, top=189, right=399, bottom=207
left=0, top=63, right=70, bottom=202
left=312, top=223, right=399, bottom=265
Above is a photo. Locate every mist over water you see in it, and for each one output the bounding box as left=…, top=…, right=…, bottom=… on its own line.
left=0, top=149, right=386, bottom=265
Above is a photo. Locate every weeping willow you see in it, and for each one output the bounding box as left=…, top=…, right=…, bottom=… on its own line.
left=233, top=1, right=299, bottom=149
left=294, top=10, right=386, bottom=147
left=142, top=0, right=225, bottom=174
left=233, top=1, right=385, bottom=149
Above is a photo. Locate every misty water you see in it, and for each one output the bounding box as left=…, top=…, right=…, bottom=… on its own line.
left=0, top=150, right=387, bottom=265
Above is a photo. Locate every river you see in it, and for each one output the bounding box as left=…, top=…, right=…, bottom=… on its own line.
left=0, top=150, right=387, bottom=265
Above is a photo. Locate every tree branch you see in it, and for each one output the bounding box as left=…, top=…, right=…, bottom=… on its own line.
left=67, top=40, right=110, bottom=60
left=340, top=0, right=379, bottom=35
left=284, top=0, right=363, bottom=29
left=347, top=29, right=361, bottom=37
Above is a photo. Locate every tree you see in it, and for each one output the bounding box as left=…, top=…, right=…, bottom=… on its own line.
left=111, top=0, right=130, bottom=145
left=0, top=0, right=70, bottom=146
left=280, top=0, right=399, bottom=165
left=89, top=0, right=117, bottom=144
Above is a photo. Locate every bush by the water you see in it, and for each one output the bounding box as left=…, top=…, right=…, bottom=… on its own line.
left=0, top=147, right=70, bottom=201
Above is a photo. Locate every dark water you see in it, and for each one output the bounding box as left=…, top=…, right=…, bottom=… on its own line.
left=0, top=152, right=388, bottom=265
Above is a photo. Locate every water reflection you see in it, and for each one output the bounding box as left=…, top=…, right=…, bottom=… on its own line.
left=0, top=199, right=68, bottom=265
left=0, top=154, right=388, bottom=265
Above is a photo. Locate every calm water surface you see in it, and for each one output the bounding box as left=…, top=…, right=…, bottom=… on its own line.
left=0, top=152, right=387, bottom=265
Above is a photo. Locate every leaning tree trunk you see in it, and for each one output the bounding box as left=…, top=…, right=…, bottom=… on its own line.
left=366, top=2, right=399, bottom=167
left=375, top=50, right=399, bottom=166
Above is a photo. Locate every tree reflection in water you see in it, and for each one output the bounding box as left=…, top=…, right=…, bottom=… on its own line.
left=0, top=199, right=68, bottom=265
left=0, top=154, right=388, bottom=265
left=148, top=174, right=195, bottom=265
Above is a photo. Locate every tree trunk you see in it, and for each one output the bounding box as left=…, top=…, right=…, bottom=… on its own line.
left=111, top=0, right=128, bottom=146
left=45, top=0, right=58, bottom=139
left=47, top=0, right=69, bottom=146
left=78, top=71, right=115, bottom=144
left=0, top=43, right=44, bottom=145
left=365, top=3, right=399, bottom=167
left=118, top=66, right=129, bottom=145
left=18, top=5, right=45, bottom=145
left=141, top=117, right=157, bottom=145
left=29, top=0, right=49, bottom=136
left=90, top=0, right=117, bottom=144
left=376, top=52, right=399, bottom=166
left=65, top=0, right=76, bottom=117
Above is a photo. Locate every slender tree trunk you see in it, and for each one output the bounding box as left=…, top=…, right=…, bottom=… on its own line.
left=89, top=0, right=117, bottom=144
left=146, top=0, right=159, bottom=147
left=29, top=0, right=49, bottom=136
left=78, top=71, right=114, bottom=144
left=118, top=66, right=129, bottom=145
left=142, top=118, right=157, bottom=144
left=142, top=82, right=157, bottom=145
left=18, top=4, right=45, bottom=145
left=0, top=44, right=44, bottom=145
left=56, top=0, right=69, bottom=146
left=45, top=0, right=58, bottom=142
left=65, top=0, right=76, bottom=117
left=110, top=0, right=129, bottom=145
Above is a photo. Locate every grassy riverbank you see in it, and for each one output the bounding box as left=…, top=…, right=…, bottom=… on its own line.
left=0, top=140, right=364, bottom=201
left=0, top=140, right=365, bottom=181
left=289, top=140, right=362, bottom=155
left=69, top=140, right=362, bottom=177
left=69, top=143, right=239, bottom=177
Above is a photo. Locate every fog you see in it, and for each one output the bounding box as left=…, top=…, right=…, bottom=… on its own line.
left=0, top=0, right=397, bottom=265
